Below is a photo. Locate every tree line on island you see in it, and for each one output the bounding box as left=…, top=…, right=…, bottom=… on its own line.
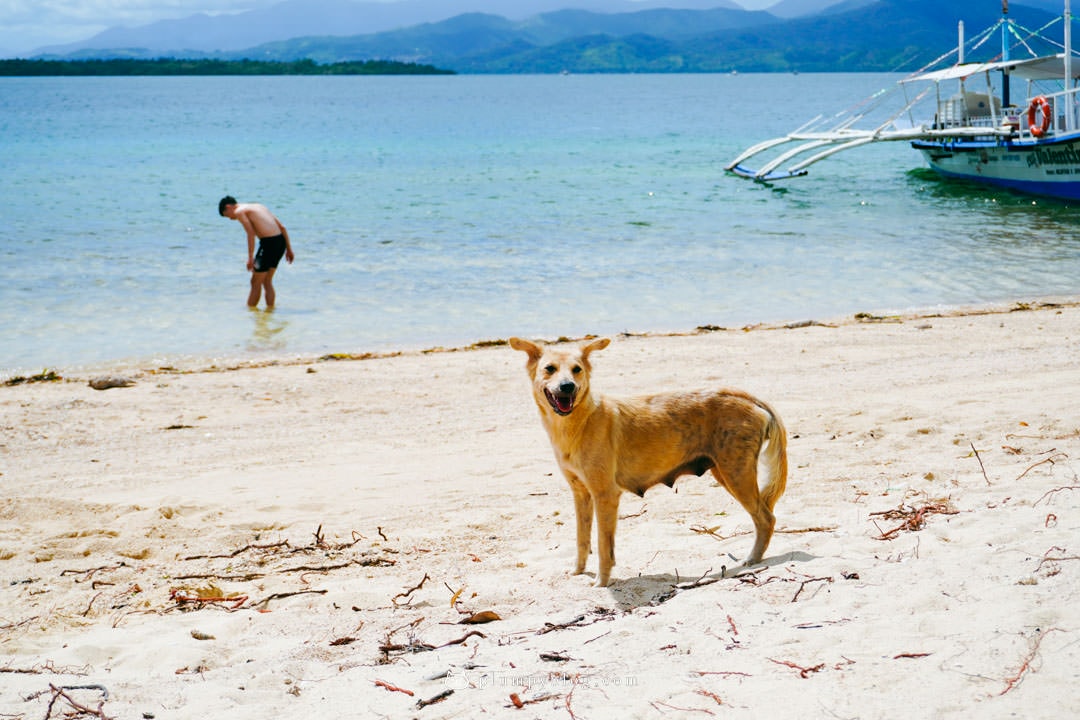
left=0, top=58, right=454, bottom=76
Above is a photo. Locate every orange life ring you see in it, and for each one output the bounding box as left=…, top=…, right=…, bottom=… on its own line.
left=1028, top=95, right=1052, bottom=137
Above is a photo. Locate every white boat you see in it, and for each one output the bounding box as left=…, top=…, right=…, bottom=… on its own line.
left=728, top=1, right=1080, bottom=201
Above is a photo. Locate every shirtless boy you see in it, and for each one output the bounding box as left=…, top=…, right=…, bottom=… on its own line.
left=218, top=196, right=295, bottom=308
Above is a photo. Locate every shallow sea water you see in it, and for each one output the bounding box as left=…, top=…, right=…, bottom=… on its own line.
left=2, top=73, right=1079, bottom=375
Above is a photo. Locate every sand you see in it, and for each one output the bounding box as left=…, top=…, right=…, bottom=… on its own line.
left=2, top=301, right=1079, bottom=719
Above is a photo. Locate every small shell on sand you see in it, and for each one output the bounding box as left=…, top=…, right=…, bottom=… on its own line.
left=88, top=376, right=136, bottom=390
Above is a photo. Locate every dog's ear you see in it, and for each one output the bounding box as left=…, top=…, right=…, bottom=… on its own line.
left=509, top=337, right=543, bottom=362
left=581, top=337, right=611, bottom=360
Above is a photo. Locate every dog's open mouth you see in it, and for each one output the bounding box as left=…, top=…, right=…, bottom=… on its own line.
left=544, top=387, right=576, bottom=416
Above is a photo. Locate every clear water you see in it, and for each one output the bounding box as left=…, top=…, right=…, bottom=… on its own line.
left=3, top=73, right=1079, bottom=376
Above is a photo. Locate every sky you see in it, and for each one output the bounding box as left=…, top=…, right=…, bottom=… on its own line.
left=0, top=0, right=775, bottom=58
left=0, top=0, right=261, bottom=56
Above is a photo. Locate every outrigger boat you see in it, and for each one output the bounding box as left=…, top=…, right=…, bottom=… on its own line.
left=728, top=1, right=1080, bottom=201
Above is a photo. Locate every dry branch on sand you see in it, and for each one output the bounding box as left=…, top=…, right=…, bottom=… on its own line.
left=870, top=501, right=957, bottom=540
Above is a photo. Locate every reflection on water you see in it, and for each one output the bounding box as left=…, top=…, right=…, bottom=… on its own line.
left=247, top=308, right=289, bottom=353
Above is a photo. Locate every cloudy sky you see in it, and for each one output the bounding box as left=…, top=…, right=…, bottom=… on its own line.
left=0, top=0, right=261, bottom=55
left=0, top=0, right=775, bottom=58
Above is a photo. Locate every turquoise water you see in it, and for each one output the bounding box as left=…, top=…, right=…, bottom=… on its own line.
left=3, top=73, right=1080, bottom=376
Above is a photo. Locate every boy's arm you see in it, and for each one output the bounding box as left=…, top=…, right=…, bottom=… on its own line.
left=276, top=217, right=296, bottom=264
left=238, top=213, right=258, bottom=269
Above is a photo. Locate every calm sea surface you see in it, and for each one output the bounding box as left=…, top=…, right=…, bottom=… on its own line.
left=2, top=73, right=1079, bottom=376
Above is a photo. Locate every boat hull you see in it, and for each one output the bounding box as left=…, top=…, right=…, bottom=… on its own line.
left=912, top=133, right=1080, bottom=200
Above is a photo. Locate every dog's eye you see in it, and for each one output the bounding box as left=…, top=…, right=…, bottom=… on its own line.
left=572, top=366, right=582, bottom=375
left=544, top=364, right=557, bottom=375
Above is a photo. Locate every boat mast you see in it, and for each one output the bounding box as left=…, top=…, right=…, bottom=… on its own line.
left=958, top=20, right=966, bottom=124
left=1001, top=0, right=1011, bottom=108
left=1066, top=0, right=1074, bottom=132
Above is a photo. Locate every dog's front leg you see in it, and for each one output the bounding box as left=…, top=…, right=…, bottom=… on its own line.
left=593, top=488, right=620, bottom=587
left=564, top=474, right=593, bottom=576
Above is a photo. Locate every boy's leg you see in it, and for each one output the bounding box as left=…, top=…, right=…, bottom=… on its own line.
left=248, top=271, right=266, bottom=307
left=263, top=268, right=278, bottom=308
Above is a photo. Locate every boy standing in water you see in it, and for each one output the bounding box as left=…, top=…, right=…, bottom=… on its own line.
left=218, top=196, right=295, bottom=308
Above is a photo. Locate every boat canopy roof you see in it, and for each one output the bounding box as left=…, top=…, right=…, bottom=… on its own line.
left=903, top=54, right=1080, bottom=83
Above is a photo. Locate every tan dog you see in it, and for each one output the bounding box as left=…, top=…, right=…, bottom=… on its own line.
left=509, top=336, right=788, bottom=587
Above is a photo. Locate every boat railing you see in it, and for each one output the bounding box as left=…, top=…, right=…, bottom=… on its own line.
left=934, top=113, right=1010, bottom=131
left=931, top=96, right=1015, bottom=141
left=1020, top=84, right=1080, bottom=137
left=931, top=84, right=1080, bottom=141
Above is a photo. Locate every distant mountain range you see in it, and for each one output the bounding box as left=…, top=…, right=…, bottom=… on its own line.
left=33, top=0, right=755, bottom=56
left=32, top=0, right=1067, bottom=73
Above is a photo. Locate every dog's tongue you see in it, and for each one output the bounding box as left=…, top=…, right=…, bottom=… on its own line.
left=545, top=388, right=575, bottom=415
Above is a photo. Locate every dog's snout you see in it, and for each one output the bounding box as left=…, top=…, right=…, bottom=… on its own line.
left=558, top=380, right=576, bottom=395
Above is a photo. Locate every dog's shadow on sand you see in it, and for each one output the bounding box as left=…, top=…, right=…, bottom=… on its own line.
left=604, top=551, right=818, bottom=612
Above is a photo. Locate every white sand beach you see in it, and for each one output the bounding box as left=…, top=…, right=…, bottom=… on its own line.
left=2, top=301, right=1079, bottom=719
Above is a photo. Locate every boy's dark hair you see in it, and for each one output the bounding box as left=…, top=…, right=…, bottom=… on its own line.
left=218, top=195, right=237, bottom=217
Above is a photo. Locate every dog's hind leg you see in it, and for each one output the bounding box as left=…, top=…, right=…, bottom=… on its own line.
left=712, top=457, right=775, bottom=567
left=565, top=475, right=594, bottom=576
left=739, top=413, right=788, bottom=565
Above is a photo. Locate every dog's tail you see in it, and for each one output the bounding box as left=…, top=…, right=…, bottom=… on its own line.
left=757, top=400, right=788, bottom=512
